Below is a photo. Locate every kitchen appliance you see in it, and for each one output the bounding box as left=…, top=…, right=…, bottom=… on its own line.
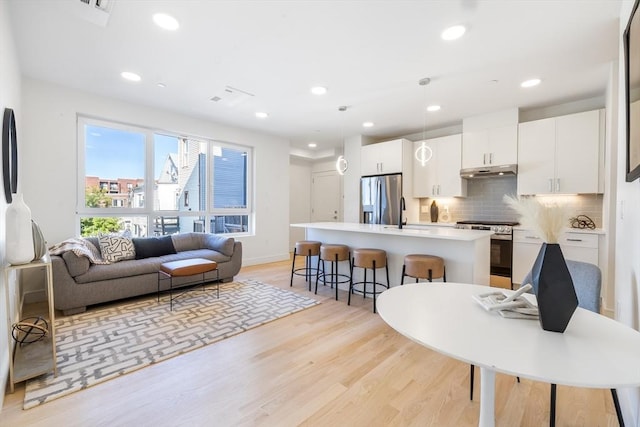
left=455, top=220, right=519, bottom=287
left=459, top=164, right=517, bottom=178
left=360, top=173, right=402, bottom=225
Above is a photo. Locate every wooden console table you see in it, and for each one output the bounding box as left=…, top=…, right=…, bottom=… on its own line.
left=4, top=255, right=57, bottom=392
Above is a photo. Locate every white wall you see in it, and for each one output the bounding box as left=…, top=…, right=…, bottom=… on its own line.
left=615, top=2, right=640, bottom=424
left=289, top=157, right=312, bottom=249
left=0, top=0, right=22, bottom=410
left=343, top=134, right=367, bottom=223
left=20, top=78, right=291, bottom=267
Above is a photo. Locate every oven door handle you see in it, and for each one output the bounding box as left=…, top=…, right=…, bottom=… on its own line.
left=490, top=234, right=513, bottom=241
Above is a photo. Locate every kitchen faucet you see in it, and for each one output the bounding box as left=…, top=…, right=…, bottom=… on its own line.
left=399, top=196, right=406, bottom=229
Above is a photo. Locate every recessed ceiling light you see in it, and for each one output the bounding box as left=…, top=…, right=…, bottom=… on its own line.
left=255, top=112, right=268, bottom=119
left=441, top=25, right=466, bottom=41
left=427, top=105, right=441, bottom=112
left=153, top=13, right=179, bottom=31
left=308, top=142, right=317, bottom=148
left=362, top=122, right=374, bottom=128
left=157, top=83, right=166, bottom=88
left=121, top=71, right=141, bottom=82
left=311, top=86, right=327, bottom=95
left=521, top=78, right=541, bottom=88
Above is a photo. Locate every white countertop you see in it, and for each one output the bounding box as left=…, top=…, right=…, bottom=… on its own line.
left=291, top=222, right=492, bottom=241
left=409, top=222, right=457, bottom=228
left=513, top=226, right=605, bottom=235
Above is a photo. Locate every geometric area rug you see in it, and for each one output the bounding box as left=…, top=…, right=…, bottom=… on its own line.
left=23, top=279, right=320, bottom=409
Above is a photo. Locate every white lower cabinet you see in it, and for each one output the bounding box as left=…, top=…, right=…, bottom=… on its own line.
left=512, top=230, right=599, bottom=285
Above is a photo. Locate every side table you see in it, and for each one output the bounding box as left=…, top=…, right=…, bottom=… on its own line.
left=4, top=254, right=57, bottom=393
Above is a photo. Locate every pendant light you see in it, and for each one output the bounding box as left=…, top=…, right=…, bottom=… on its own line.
left=415, top=77, right=433, bottom=167
left=335, top=105, right=348, bottom=175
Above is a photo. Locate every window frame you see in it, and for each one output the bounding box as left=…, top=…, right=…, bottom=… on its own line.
left=77, top=116, right=253, bottom=236
left=208, top=140, right=253, bottom=217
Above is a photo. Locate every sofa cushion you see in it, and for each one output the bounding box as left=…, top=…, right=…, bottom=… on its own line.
left=62, top=251, right=91, bottom=277
left=204, top=234, right=235, bottom=256
left=98, top=235, right=136, bottom=263
left=132, top=235, right=177, bottom=259
left=73, top=249, right=231, bottom=283
left=171, top=233, right=205, bottom=252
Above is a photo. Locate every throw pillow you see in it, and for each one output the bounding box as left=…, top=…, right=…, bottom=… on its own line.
left=132, top=235, right=177, bottom=259
left=98, top=235, right=136, bottom=263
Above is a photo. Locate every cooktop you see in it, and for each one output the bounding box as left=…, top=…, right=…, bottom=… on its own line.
left=456, top=220, right=520, bottom=226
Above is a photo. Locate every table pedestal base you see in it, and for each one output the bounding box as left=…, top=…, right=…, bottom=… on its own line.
left=479, top=367, right=496, bottom=427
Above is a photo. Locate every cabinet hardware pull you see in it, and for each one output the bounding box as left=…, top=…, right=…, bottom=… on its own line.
left=555, top=178, right=560, bottom=192
left=548, top=178, right=553, bottom=192
left=566, top=238, right=583, bottom=242
left=437, top=184, right=441, bottom=195
left=489, top=152, right=493, bottom=164
left=525, top=236, right=539, bottom=239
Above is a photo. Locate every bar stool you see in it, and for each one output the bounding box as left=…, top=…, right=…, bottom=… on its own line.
left=316, top=244, right=351, bottom=300
left=290, top=240, right=321, bottom=291
left=349, top=248, right=389, bottom=313
left=400, top=254, right=446, bottom=284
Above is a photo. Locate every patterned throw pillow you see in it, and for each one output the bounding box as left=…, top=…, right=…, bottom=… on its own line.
left=98, top=235, right=136, bottom=263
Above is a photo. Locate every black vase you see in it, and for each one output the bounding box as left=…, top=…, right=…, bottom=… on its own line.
left=531, top=243, right=578, bottom=333
left=430, top=201, right=439, bottom=222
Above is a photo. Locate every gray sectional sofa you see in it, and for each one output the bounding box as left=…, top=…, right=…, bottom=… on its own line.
left=51, top=232, right=242, bottom=315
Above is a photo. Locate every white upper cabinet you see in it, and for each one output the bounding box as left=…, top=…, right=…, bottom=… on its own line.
left=462, top=109, right=519, bottom=169
left=413, top=135, right=467, bottom=198
left=517, top=109, right=603, bottom=195
left=361, top=139, right=405, bottom=175
left=361, top=138, right=418, bottom=223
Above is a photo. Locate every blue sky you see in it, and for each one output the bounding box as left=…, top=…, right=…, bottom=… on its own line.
left=85, top=125, right=177, bottom=180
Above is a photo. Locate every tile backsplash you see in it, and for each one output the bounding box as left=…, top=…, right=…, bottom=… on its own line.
left=418, top=176, right=603, bottom=228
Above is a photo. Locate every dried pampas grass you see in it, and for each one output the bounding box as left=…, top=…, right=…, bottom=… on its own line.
left=503, top=195, right=569, bottom=243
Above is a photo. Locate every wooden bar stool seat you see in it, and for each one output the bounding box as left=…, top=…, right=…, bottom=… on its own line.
left=290, top=240, right=321, bottom=291
left=316, top=244, right=351, bottom=300
left=401, top=254, right=446, bottom=284
left=349, top=248, right=389, bottom=313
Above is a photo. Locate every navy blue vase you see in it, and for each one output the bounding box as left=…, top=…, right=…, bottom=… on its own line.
left=530, top=243, right=578, bottom=333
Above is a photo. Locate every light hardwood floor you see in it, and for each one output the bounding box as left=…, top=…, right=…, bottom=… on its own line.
left=1, top=259, right=619, bottom=426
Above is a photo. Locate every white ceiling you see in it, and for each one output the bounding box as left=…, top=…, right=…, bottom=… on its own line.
left=8, top=0, right=623, bottom=155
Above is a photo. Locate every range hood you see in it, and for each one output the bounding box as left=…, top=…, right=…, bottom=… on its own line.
left=460, top=164, right=517, bottom=179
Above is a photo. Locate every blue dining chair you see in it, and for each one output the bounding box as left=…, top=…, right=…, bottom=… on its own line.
left=520, top=260, right=624, bottom=427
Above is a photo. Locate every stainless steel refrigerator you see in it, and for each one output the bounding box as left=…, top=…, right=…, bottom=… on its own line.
left=360, top=173, right=402, bottom=225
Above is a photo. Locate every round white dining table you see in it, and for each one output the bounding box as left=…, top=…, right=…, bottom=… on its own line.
left=376, top=282, right=640, bottom=427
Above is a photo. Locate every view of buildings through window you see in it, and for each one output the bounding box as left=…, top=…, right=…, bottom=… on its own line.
left=79, top=119, right=250, bottom=237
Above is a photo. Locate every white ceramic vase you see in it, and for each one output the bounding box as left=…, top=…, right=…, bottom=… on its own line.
left=6, top=193, right=35, bottom=265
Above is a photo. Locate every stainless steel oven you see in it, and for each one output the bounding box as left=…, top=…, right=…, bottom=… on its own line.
left=455, top=221, right=518, bottom=288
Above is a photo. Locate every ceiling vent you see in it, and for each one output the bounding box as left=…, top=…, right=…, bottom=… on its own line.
left=210, top=86, right=255, bottom=107
left=61, top=0, right=114, bottom=27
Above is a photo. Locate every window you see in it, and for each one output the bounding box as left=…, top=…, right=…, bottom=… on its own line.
left=78, top=117, right=252, bottom=237
left=212, top=145, right=248, bottom=210
left=82, top=123, right=145, bottom=210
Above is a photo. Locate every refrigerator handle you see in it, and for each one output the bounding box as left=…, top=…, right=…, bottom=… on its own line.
left=377, top=178, right=382, bottom=224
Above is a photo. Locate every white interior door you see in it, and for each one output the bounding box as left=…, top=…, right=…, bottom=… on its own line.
left=311, top=170, right=341, bottom=222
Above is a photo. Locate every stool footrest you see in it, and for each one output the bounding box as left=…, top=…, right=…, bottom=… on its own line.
left=349, top=281, right=389, bottom=296
left=317, top=273, right=351, bottom=285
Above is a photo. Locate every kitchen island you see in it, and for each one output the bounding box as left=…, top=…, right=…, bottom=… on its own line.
left=290, top=222, right=492, bottom=288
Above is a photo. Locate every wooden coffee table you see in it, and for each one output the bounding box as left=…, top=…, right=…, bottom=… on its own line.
left=157, top=258, right=219, bottom=310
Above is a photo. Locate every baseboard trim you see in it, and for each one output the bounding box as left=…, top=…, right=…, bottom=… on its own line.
left=242, top=253, right=290, bottom=266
